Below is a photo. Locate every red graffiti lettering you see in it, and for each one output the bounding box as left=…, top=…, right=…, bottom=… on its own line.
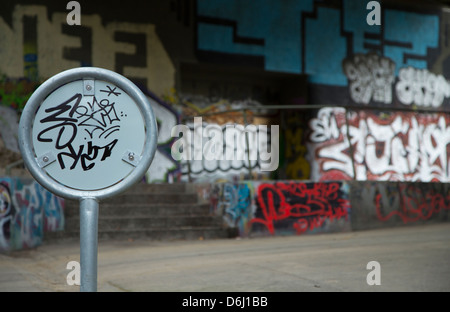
left=251, top=182, right=349, bottom=235
left=375, top=185, right=450, bottom=223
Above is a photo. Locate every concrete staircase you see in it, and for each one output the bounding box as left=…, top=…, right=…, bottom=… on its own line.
left=46, top=183, right=231, bottom=241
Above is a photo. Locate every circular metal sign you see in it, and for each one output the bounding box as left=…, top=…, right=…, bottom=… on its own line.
left=19, top=67, right=158, bottom=200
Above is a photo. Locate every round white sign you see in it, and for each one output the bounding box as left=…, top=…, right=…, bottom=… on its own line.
left=19, top=67, right=157, bottom=200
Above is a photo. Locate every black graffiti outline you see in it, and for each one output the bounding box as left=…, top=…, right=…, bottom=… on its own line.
left=100, top=85, right=121, bottom=97
left=75, top=97, right=121, bottom=139
left=37, top=93, right=82, bottom=149
left=57, top=139, right=118, bottom=171
left=37, top=92, right=122, bottom=171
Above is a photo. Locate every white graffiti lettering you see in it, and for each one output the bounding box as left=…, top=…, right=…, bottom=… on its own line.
left=309, top=108, right=450, bottom=182
left=396, top=67, right=450, bottom=107
left=172, top=119, right=278, bottom=181
left=343, top=53, right=450, bottom=108
left=343, top=53, right=396, bottom=104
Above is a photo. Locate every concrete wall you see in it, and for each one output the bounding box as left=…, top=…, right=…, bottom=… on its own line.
left=0, top=1, right=449, bottom=249
left=194, top=0, right=450, bottom=182
left=201, top=180, right=450, bottom=237
left=1, top=1, right=449, bottom=183
left=350, top=181, right=450, bottom=231
left=196, top=0, right=449, bottom=106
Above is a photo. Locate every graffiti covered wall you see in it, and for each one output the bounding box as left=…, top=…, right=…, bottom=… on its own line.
left=251, top=181, right=351, bottom=236
left=195, top=0, right=450, bottom=182
left=1, top=0, right=450, bottom=184
left=308, top=108, right=450, bottom=182
left=209, top=180, right=449, bottom=237
left=0, top=177, right=64, bottom=252
left=210, top=180, right=351, bottom=237
left=0, top=3, right=175, bottom=97
left=197, top=0, right=450, bottom=88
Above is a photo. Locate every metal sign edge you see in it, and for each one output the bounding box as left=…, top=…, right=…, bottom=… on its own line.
left=18, top=67, right=158, bottom=201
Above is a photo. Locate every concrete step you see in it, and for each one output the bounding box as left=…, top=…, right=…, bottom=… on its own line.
left=101, top=193, right=198, bottom=205
left=64, top=215, right=224, bottom=232
left=46, top=226, right=232, bottom=241
left=47, top=183, right=231, bottom=242
left=64, top=184, right=196, bottom=209
left=64, top=202, right=212, bottom=218
left=124, top=183, right=188, bottom=194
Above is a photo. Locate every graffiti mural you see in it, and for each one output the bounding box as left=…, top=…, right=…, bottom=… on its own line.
left=375, top=183, right=450, bottom=224
left=396, top=67, right=450, bottom=108
left=0, top=4, right=175, bottom=97
left=0, top=177, right=64, bottom=252
left=211, top=181, right=351, bottom=237
left=196, top=1, right=445, bottom=77
left=251, top=182, right=350, bottom=235
left=210, top=182, right=253, bottom=236
left=343, top=53, right=450, bottom=108
left=196, top=1, right=450, bottom=110
left=308, top=107, right=450, bottom=182
left=176, top=120, right=275, bottom=182
left=211, top=180, right=449, bottom=237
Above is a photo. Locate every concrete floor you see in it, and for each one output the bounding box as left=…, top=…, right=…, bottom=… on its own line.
left=1, top=222, right=449, bottom=292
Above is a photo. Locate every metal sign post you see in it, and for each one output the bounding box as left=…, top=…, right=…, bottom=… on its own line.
left=18, top=67, right=158, bottom=292
left=80, top=197, right=99, bottom=291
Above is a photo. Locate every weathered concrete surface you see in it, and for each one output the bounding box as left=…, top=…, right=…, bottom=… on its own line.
left=46, top=183, right=229, bottom=242
left=0, top=222, right=449, bottom=292
left=349, top=181, right=450, bottom=231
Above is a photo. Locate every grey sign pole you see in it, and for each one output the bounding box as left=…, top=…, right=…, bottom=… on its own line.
left=18, top=67, right=158, bottom=292
left=80, top=197, right=99, bottom=291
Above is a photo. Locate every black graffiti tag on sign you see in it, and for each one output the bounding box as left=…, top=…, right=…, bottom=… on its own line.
left=37, top=85, right=123, bottom=171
